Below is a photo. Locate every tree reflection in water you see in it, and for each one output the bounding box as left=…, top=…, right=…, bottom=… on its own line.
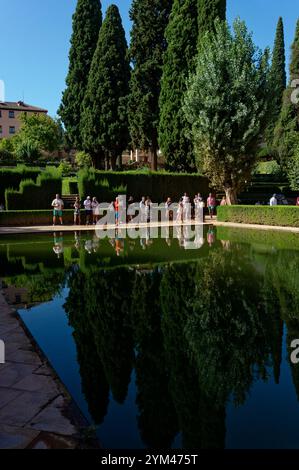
left=65, top=244, right=284, bottom=448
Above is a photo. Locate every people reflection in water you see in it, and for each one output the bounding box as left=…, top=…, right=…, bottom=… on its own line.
left=53, top=232, right=64, bottom=258
left=207, top=225, right=215, bottom=247
left=85, top=238, right=93, bottom=254
left=74, top=231, right=81, bottom=251
left=114, top=229, right=124, bottom=256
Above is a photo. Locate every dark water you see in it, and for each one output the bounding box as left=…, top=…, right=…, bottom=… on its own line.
left=1, top=226, right=299, bottom=449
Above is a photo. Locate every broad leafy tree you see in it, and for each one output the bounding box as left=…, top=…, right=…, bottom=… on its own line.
left=81, top=5, right=130, bottom=169
left=184, top=19, right=271, bottom=204
left=58, top=0, right=102, bottom=149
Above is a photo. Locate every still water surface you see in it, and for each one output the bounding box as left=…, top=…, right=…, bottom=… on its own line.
left=1, top=226, right=299, bottom=449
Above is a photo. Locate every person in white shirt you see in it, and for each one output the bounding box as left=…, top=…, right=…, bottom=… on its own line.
left=92, top=197, right=100, bottom=224
left=51, top=194, right=64, bottom=226
left=84, top=196, right=92, bottom=225
left=270, top=194, right=278, bottom=206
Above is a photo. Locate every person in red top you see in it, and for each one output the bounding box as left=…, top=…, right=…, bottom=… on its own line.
left=114, top=197, right=119, bottom=226
left=207, top=193, right=217, bottom=219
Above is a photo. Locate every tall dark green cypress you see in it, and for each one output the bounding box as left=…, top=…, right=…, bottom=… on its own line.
left=58, top=0, right=102, bottom=149
left=81, top=5, right=130, bottom=169
left=266, top=17, right=286, bottom=148
left=273, top=19, right=299, bottom=166
left=159, top=0, right=199, bottom=172
left=128, top=0, right=173, bottom=171
left=197, top=0, right=226, bottom=45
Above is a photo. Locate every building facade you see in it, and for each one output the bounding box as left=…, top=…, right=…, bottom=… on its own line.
left=0, top=101, right=48, bottom=139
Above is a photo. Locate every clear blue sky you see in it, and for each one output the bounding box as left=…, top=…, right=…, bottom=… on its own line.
left=0, top=0, right=297, bottom=116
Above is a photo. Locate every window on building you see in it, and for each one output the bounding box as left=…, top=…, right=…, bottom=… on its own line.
left=9, top=126, right=15, bottom=134
left=9, top=111, right=15, bottom=118
left=0, top=110, right=2, bottom=118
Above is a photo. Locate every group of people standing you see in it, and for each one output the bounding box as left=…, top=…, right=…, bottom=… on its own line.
left=52, top=192, right=221, bottom=226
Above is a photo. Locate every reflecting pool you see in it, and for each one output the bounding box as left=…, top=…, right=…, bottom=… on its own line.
left=1, top=226, right=299, bottom=449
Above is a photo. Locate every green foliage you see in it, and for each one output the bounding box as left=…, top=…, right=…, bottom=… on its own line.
left=265, top=18, right=286, bottom=150
left=14, top=138, right=41, bottom=164
left=287, top=145, right=299, bottom=190
left=0, top=166, right=41, bottom=204
left=0, top=138, right=16, bottom=163
left=57, top=160, right=73, bottom=176
left=158, top=0, right=198, bottom=172
left=62, top=177, right=78, bottom=195
left=254, top=160, right=282, bottom=176
left=78, top=168, right=209, bottom=202
left=128, top=0, right=173, bottom=170
left=75, top=150, right=93, bottom=169
left=58, top=0, right=102, bottom=148
left=17, top=113, right=63, bottom=153
left=184, top=19, right=271, bottom=204
left=217, top=205, right=299, bottom=227
left=197, top=0, right=226, bottom=45
left=273, top=20, right=299, bottom=167
left=5, top=168, right=62, bottom=210
left=81, top=5, right=130, bottom=169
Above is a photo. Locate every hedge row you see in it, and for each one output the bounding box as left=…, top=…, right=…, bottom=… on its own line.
left=5, top=169, right=62, bottom=210
left=217, top=205, right=299, bottom=227
left=78, top=169, right=210, bottom=202
left=0, top=166, right=41, bottom=203
left=0, top=210, right=75, bottom=227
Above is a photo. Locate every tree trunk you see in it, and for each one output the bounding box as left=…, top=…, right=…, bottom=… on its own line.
left=225, top=187, right=238, bottom=205
left=151, top=148, right=158, bottom=171
left=104, top=155, right=109, bottom=171
left=110, top=155, right=117, bottom=171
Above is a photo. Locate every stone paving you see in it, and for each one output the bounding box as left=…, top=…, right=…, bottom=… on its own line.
left=0, top=291, right=87, bottom=449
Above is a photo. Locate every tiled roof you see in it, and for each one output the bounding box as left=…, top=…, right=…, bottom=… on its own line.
left=0, top=101, right=48, bottom=112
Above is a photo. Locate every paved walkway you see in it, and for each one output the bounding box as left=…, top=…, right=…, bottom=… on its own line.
left=0, top=291, right=88, bottom=449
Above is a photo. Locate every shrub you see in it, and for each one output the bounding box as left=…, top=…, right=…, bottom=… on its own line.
left=0, top=166, right=41, bottom=205
left=75, top=151, right=93, bottom=169
left=78, top=168, right=209, bottom=202
left=0, top=210, right=75, bottom=227
left=57, top=160, right=74, bottom=176
left=217, top=205, right=299, bottom=227
left=15, top=138, right=41, bottom=163
left=5, top=168, right=62, bottom=210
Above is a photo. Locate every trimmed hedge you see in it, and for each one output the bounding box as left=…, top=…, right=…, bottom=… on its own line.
left=5, top=169, right=62, bottom=210
left=217, top=205, right=299, bottom=227
left=0, top=166, right=41, bottom=203
left=0, top=210, right=76, bottom=227
left=78, top=168, right=210, bottom=202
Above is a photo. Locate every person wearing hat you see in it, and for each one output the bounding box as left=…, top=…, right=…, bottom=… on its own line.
left=270, top=194, right=278, bottom=206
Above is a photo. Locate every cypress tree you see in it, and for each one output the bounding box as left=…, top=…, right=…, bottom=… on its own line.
left=266, top=17, right=286, bottom=149
left=58, top=0, right=102, bottom=149
left=198, top=0, right=226, bottom=45
left=81, top=5, right=130, bottom=169
left=273, top=19, right=299, bottom=167
left=158, top=0, right=199, bottom=172
left=128, top=0, right=173, bottom=171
